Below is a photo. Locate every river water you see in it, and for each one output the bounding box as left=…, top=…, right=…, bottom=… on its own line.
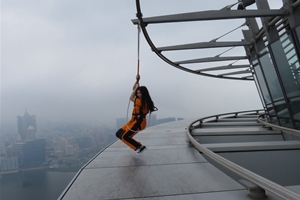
left=0, top=169, right=77, bottom=200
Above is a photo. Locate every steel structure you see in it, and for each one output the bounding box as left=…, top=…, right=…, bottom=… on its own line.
left=133, top=0, right=300, bottom=131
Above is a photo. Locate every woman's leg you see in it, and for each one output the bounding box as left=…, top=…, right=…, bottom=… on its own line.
left=121, top=118, right=143, bottom=150
left=121, top=129, right=141, bottom=150
left=115, top=128, right=124, bottom=139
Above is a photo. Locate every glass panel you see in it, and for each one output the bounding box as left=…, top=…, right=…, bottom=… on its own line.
left=259, top=48, right=283, bottom=100
left=294, top=26, right=300, bottom=129
left=267, top=104, right=278, bottom=125
left=296, top=26, right=300, bottom=45
left=252, top=56, right=278, bottom=122
left=295, top=122, right=300, bottom=130
left=271, top=33, right=300, bottom=127
left=253, top=61, right=271, bottom=104
left=258, top=47, right=291, bottom=125
left=253, top=75, right=267, bottom=112
left=271, top=34, right=300, bottom=93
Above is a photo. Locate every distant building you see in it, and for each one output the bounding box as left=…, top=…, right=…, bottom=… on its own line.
left=0, top=157, right=18, bottom=173
left=56, top=137, right=67, bottom=155
left=54, top=150, right=64, bottom=158
left=17, top=110, right=36, bottom=141
left=13, top=139, right=46, bottom=169
left=117, top=114, right=157, bottom=128
left=65, top=145, right=74, bottom=156
left=5, top=145, right=14, bottom=157
left=13, top=142, right=24, bottom=168
left=156, top=117, right=176, bottom=125
left=14, top=110, right=46, bottom=169
left=146, top=114, right=157, bottom=127
left=0, top=142, right=6, bottom=156
left=22, top=139, right=46, bottom=169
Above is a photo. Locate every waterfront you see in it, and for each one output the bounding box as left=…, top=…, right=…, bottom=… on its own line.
left=0, top=169, right=78, bottom=200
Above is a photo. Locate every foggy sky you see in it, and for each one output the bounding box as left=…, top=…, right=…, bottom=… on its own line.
left=1, top=0, right=283, bottom=127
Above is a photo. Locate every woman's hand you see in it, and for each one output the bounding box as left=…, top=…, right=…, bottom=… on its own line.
left=131, top=75, right=140, bottom=101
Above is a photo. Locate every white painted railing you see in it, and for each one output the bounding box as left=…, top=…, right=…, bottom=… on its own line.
left=187, top=110, right=300, bottom=200
left=257, top=115, right=300, bottom=138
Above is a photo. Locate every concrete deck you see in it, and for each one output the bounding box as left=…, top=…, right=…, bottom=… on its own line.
left=59, top=119, right=295, bottom=200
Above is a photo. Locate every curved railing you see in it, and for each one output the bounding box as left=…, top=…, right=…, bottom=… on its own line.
left=189, top=109, right=263, bottom=129
left=257, top=114, right=300, bottom=138
left=187, top=110, right=300, bottom=200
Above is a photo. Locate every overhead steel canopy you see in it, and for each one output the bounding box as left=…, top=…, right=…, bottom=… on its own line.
left=131, top=9, right=288, bottom=24
left=132, top=0, right=291, bottom=80
left=156, top=41, right=253, bottom=51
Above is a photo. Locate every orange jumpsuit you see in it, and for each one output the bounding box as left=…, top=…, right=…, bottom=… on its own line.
left=116, top=98, right=148, bottom=150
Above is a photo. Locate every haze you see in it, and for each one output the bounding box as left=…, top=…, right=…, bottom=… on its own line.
left=1, top=0, right=282, bottom=127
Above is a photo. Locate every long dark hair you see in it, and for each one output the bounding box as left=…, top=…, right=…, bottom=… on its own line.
left=136, top=86, right=156, bottom=113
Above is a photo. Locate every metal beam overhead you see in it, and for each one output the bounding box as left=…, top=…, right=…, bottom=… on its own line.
left=175, top=56, right=248, bottom=64
left=130, top=0, right=285, bottom=80
left=198, top=65, right=250, bottom=72
left=157, top=41, right=253, bottom=51
left=132, top=9, right=288, bottom=24
left=241, top=75, right=253, bottom=79
left=218, top=69, right=251, bottom=76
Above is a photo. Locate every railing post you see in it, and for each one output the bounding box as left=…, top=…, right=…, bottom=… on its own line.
left=239, top=179, right=267, bottom=199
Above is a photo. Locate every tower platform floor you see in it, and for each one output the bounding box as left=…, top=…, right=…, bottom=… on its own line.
left=60, top=119, right=300, bottom=200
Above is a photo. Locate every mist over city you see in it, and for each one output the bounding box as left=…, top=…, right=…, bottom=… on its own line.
left=1, top=0, right=267, bottom=129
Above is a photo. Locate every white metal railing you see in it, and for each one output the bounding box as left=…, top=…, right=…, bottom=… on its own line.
left=257, top=115, right=300, bottom=138
left=187, top=110, right=300, bottom=200
left=189, top=109, right=263, bottom=129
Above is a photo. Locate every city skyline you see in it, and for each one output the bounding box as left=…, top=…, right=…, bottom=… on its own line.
left=0, top=109, right=186, bottom=175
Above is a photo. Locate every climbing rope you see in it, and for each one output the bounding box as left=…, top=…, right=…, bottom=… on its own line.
left=137, top=21, right=141, bottom=81
left=125, top=21, right=148, bottom=133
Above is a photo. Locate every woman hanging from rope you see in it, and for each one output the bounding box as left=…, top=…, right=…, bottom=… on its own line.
left=115, top=74, right=156, bottom=154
